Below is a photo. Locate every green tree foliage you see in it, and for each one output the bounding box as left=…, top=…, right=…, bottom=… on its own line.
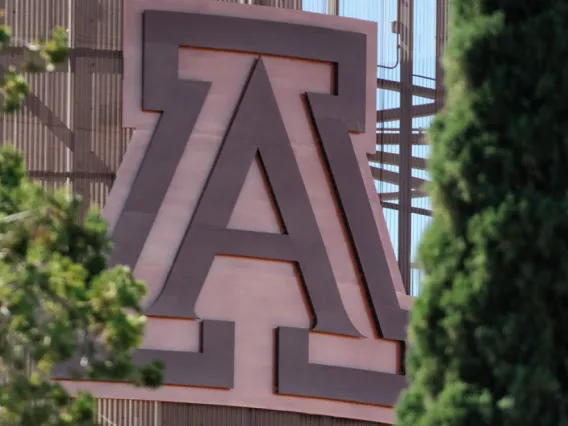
left=0, top=24, right=68, bottom=113
left=0, top=25, right=163, bottom=425
left=397, top=2, right=568, bottom=425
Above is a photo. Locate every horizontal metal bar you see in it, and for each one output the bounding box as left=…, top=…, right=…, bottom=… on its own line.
left=378, top=189, right=428, bottom=201
left=377, top=102, right=440, bottom=122
left=375, top=133, right=426, bottom=145
left=0, top=47, right=122, bottom=74
left=2, top=46, right=121, bottom=59
left=28, top=170, right=115, bottom=180
left=369, top=152, right=427, bottom=170
left=370, top=167, right=427, bottom=189
left=381, top=201, right=431, bottom=217
left=377, top=78, right=440, bottom=100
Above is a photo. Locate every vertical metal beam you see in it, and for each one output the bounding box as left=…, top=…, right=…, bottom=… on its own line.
left=435, top=0, right=447, bottom=104
left=71, top=0, right=98, bottom=217
left=327, top=0, right=339, bottom=15
left=398, top=0, right=414, bottom=294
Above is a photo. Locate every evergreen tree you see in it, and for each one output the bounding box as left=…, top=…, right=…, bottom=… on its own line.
left=397, top=1, right=568, bottom=425
left=0, top=25, right=163, bottom=425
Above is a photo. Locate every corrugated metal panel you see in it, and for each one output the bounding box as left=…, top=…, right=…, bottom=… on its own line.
left=254, top=0, right=303, bottom=8
left=95, top=0, right=123, bottom=51
left=0, top=0, right=450, bottom=293
left=163, top=403, right=253, bottom=426
left=1, top=0, right=71, bottom=194
left=81, top=0, right=129, bottom=210
left=97, top=399, right=159, bottom=426
left=95, top=399, right=386, bottom=426
left=161, top=402, right=382, bottom=426
left=70, top=0, right=126, bottom=215
left=0, top=0, right=128, bottom=212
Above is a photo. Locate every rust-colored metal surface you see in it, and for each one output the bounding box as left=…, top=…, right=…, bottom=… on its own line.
left=0, top=0, right=447, bottom=296
left=96, top=399, right=385, bottom=426
left=56, top=1, right=409, bottom=419
left=55, top=0, right=409, bottom=422
left=0, top=0, right=129, bottom=212
left=138, top=51, right=361, bottom=338
left=1, top=0, right=448, bottom=424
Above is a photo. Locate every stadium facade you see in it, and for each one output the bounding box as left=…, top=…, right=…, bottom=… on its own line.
left=2, top=0, right=448, bottom=424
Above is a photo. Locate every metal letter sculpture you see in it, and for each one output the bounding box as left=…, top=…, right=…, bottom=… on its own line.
left=56, top=8, right=409, bottom=410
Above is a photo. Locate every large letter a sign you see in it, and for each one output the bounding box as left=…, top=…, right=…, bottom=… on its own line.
left=56, top=2, right=412, bottom=424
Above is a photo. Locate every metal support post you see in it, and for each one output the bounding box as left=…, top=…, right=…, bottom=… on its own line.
left=398, top=0, right=414, bottom=294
